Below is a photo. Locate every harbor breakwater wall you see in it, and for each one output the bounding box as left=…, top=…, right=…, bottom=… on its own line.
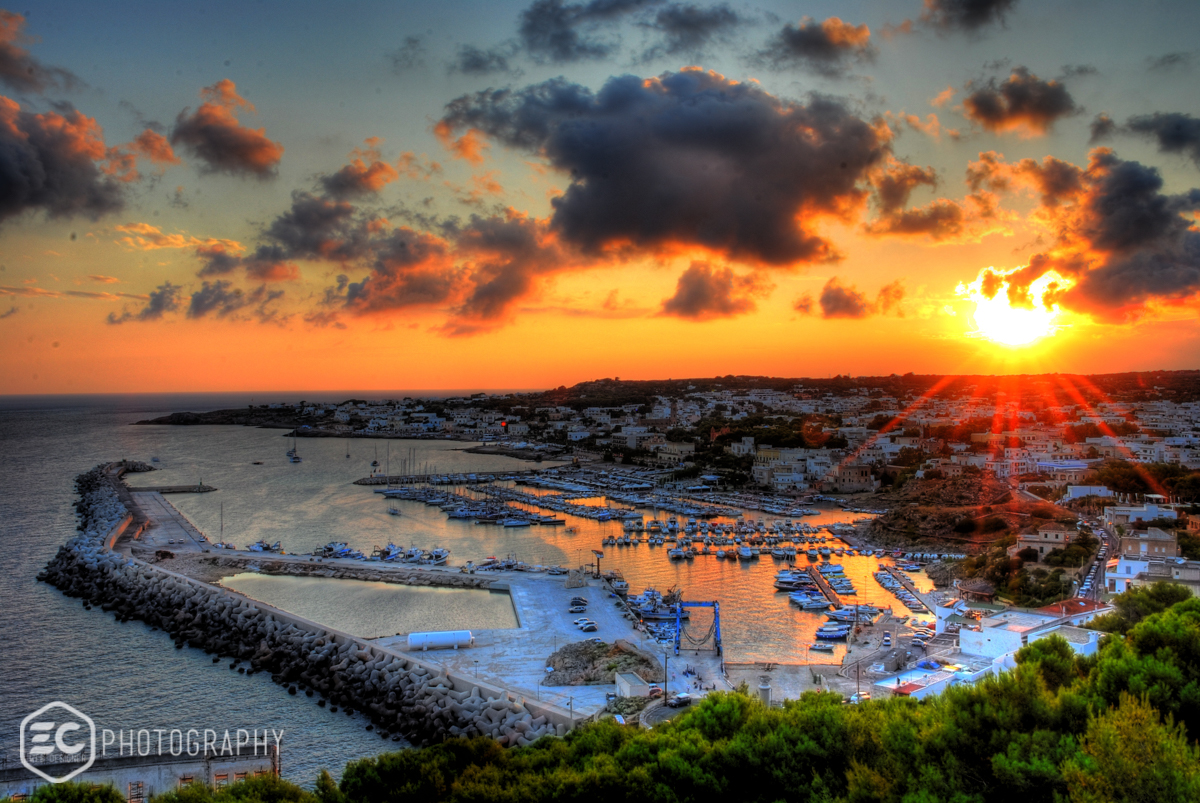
left=39, top=465, right=574, bottom=749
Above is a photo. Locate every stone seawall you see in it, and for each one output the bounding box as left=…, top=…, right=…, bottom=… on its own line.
left=39, top=465, right=574, bottom=749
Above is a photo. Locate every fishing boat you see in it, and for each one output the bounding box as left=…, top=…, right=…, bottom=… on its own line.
left=814, top=628, right=850, bottom=640
left=809, top=643, right=836, bottom=653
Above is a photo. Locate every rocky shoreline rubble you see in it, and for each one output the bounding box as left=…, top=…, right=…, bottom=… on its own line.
left=39, top=465, right=569, bottom=749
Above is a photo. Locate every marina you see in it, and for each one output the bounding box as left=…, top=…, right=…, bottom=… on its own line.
left=137, top=429, right=942, bottom=668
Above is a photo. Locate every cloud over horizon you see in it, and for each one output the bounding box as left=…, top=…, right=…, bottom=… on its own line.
left=438, top=69, right=890, bottom=267
left=171, top=80, right=284, bottom=178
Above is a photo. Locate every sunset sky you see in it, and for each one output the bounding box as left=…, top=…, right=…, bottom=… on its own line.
left=2, top=0, right=1199, bottom=394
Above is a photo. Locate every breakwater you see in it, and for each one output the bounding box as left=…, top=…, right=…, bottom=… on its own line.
left=39, top=465, right=575, bottom=749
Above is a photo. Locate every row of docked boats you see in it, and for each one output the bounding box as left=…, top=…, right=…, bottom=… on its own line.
left=379, top=486, right=564, bottom=527
left=874, top=568, right=931, bottom=615
left=307, top=540, right=451, bottom=565
left=479, top=485, right=641, bottom=522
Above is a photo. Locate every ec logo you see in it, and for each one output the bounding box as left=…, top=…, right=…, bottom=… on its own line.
left=20, top=702, right=96, bottom=783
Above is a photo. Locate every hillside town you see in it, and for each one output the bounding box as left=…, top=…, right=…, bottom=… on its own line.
left=273, top=374, right=1200, bottom=498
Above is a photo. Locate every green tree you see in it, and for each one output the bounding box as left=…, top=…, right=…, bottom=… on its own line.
left=1062, top=694, right=1200, bottom=803
left=149, top=776, right=316, bottom=803
left=1089, top=582, right=1193, bottom=634
left=1016, top=634, right=1079, bottom=692
left=22, top=784, right=124, bottom=803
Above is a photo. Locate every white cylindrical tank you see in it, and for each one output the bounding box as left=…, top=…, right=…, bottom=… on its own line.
left=758, top=678, right=771, bottom=706
left=407, top=630, right=475, bottom=651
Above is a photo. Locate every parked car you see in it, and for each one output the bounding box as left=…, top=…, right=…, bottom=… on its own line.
left=648, top=686, right=663, bottom=698
left=572, top=617, right=592, bottom=625
left=665, top=694, right=693, bottom=708
left=580, top=623, right=598, bottom=632
left=570, top=597, right=589, bottom=606
left=847, top=693, right=871, bottom=704
left=568, top=605, right=587, bottom=613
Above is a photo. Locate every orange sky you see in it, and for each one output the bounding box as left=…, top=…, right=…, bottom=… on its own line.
left=2, top=2, right=1199, bottom=394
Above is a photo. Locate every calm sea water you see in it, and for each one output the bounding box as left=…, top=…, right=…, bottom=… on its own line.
left=0, top=393, right=932, bottom=784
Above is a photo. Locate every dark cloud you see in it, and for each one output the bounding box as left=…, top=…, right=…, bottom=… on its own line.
left=1089, top=113, right=1116, bottom=143
left=264, top=191, right=367, bottom=261
left=1060, top=64, right=1097, bottom=78
left=0, top=97, right=125, bottom=227
left=866, top=159, right=1005, bottom=242
left=195, top=243, right=242, bottom=277
left=866, top=199, right=970, bottom=240
left=920, top=0, right=1018, bottom=33
left=0, top=305, right=18, bottom=319
left=977, top=148, right=1200, bottom=320
left=794, top=277, right=907, bottom=319
left=106, top=282, right=181, bottom=324
left=445, top=212, right=571, bottom=331
left=170, top=79, right=284, bottom=178
left=1146, top=52, right=1192, bottom=72
left=817, top=278, right=872, bottom=318
left=659, top=261, right=770, bottom=320
left=438, top=69, right=890, bottom=267
left=196, top=242, right=298, bottom=282
left=450, top=43, right=521, bottom=76
left=643, top=4, right=743, bottom=58
left=966, top=151, right=1083, bottom=207
left=1125, top=113, right=1200, bottom=167
left=319, top=139, right=400, bottom=198
left=874, top=160, right=938, bottom=213
left=760, top=16, right=874, bottom=77
left=187, top=280, right=285, bottom=322
left=962, top=67, right=1080, bottom=135
left=388, top=36, right=426, bottom=73
left=0, top=10, right=82, bottom=93
left=188, top=280, right=246, bottom=319
left=342, top=227, right=457, bottom=314
left=517, top=0, right=661, bottom=63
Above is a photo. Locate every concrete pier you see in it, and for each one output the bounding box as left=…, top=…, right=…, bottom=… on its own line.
left=882, top=566, right=938, bottom=611
left=126, top=484, right=218, bottom=494
left=806, top=566, right=843, bottom=607
left=353, top=470, right=538, bottom=486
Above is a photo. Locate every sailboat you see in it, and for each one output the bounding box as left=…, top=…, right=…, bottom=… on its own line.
left=346, top=438, right=351, bottom=459
left=371, top=443, right=380, bottom=467
left=290, top=436, right=302, bottom=463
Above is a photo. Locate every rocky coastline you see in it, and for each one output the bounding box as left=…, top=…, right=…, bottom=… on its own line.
left=39, top=466, right=571, bottom=749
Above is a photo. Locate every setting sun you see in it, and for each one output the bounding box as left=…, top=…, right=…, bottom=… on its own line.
left=958, top=268, right=1070, bottom=347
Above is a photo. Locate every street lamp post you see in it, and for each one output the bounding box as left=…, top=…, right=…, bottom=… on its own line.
left=474, top=660, right=479, bottom=678
left=663, top=651, right=669, bottom=698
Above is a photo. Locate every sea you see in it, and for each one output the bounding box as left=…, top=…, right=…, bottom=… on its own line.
left=0, top=392, right=932, bottom=784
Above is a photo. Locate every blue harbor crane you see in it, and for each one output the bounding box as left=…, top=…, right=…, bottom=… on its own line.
left=673, top=600, right=722, bottom=656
